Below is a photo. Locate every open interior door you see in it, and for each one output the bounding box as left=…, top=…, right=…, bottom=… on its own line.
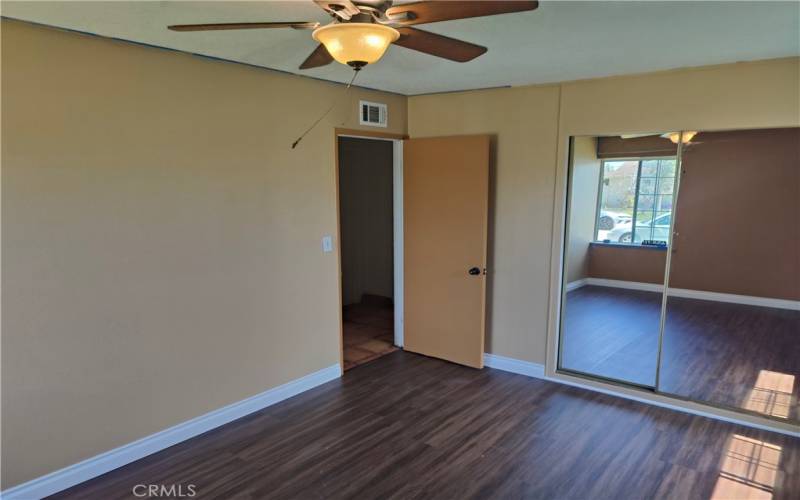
left=403, top=135, right=490, bottom=368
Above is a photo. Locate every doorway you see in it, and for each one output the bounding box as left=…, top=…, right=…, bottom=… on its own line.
left=336, top=131, right=490, bottom=372
left=337, top=134, right=402, bottom=370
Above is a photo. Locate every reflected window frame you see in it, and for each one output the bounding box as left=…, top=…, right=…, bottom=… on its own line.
left=593, top=156, right=678, bottom=245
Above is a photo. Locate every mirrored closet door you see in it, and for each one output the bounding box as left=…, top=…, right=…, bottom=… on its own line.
left=559, top=128, right=800, bottom=425
left=558, top=134, right=678, bottom=387
left=658, top=127, right=800, bottom=424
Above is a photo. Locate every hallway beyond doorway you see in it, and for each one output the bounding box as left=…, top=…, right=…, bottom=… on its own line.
left=342, top=295, right=397, bottom=371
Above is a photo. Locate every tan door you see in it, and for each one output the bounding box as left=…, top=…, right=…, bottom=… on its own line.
left=404, top=135, right=490, bottom=368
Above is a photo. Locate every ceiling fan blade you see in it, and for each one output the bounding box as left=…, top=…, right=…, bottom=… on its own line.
left=387, top=1, right=538, bottom=26
left=394, top=27, right=486, bottom=62
left=168, top=22, right=319, bottom=32
left=299, top=43, right=334, bottom=70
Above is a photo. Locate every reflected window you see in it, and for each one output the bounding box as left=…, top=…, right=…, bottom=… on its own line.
left=712, top=434, right=781, bottom=499
left=595, top=158, right=677, bottom=244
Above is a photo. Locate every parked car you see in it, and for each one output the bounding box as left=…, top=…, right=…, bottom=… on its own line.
left=598, top=210, right=632, bottom=231
left=606, top=212, right=671, bottom=243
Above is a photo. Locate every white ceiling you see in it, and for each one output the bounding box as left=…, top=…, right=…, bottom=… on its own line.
left=3, top=1, right=799, bottom=95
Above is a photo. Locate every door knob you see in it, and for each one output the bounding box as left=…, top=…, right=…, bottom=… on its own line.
left=468, top=267, right=481, bottom=276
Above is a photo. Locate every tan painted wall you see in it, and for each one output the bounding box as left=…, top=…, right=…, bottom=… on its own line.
left=558, top=58, right=800, bottom=137
left=411, top=57, right=800, bottom=365
left=1, top=20, right=406, bottom=488
left=566, top=137, right=600, bottom=283
left=338, top=137, right=394, bottom=306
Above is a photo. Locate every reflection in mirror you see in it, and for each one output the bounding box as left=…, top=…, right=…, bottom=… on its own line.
left=558, top=134, right=677, bottom=387
left=658, top=127, right=800, bottom=423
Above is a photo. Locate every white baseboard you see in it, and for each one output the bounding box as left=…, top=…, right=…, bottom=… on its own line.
left=1, top=363, right=342, bottom=500
left=573, top=278, right=800, bottom=311
left=483, top=353, right=545, bottom=378
left=667, top=287, right=800, bottom=311
left=565, top=278, right=588, bottom=292
left=585, top=278, right=664, bottom=293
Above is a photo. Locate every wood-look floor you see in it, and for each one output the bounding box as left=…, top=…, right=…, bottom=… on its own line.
left=52, top=351, right=799, bottom=499
left=660, top=296, right=800, bottom=422
left=561, top=286, right=661, bottom=386
left=561, top=285, right=800, bottom=422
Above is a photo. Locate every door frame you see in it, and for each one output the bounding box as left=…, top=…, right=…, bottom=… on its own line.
left=334, top=128, right=406, bottom=371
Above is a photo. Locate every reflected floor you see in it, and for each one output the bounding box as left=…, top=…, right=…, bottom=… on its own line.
left=660, top=296, right=800, bottom=422
left=561, top=285, right=800, bottom=422
left=561, top=286, right=661, bottom=386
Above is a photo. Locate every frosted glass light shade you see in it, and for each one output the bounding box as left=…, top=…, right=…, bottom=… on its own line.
left=665, top=131, right=698, bottom=144
left=312, top=23, right=399, bottom=67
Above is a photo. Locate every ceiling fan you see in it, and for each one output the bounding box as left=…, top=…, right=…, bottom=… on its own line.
left=168, top=0, right=540, bottom=71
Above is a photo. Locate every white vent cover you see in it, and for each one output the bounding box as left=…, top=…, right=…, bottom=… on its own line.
left=359, top=100, right=388, bottom=127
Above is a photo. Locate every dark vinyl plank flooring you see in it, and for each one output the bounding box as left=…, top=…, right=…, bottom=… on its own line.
left=561, top=286, right=800, bottom=422
left=660, top=296, right=800, bottom=422
left=51, top=351, right=799, bottom=500
left=561, top=286, right=662, bottom=386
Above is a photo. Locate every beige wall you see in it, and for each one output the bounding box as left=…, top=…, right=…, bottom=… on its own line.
left=566, top=137, right=600, bottom=283
left=1, top=20, right=407, bottom=488
left=338, top=137, right=394, bottom=306
left=558, top=58, right=800, bottom=137
left=411, top=56, right=800, bottom=366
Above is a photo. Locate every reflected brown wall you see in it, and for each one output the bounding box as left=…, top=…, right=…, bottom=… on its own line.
left=669, top=128, right=800, bottom=300
left=589, top=245, right=667, bottom=284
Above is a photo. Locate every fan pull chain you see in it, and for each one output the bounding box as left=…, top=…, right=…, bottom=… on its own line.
left=291, top=69, right=360, bottom=149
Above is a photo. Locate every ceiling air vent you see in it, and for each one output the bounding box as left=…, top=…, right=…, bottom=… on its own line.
left=359, top=100, right=388, bottom=128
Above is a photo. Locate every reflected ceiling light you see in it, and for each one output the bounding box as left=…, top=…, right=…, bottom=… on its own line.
left=664, top=131, right=698, bottom=144
left=312, top=23, right=399, bottom=70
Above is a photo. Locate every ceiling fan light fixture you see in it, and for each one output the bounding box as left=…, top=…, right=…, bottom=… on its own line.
left=312, top=23, right=399, bottom=68
left=664, top=131, right=698, bottom=144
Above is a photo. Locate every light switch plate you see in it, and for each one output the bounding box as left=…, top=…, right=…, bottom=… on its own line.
left=322, top=235, right=333, bottom=253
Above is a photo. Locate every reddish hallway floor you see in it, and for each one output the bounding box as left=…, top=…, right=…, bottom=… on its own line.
left=342, top=297, right=396, bottom=371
